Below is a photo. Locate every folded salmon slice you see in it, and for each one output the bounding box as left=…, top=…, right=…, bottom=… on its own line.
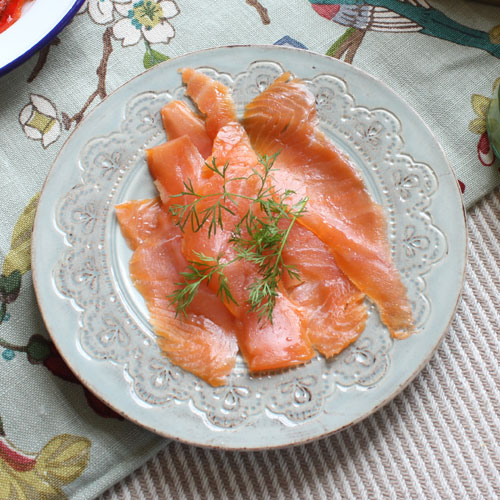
left=182, top=68, right=237, bottom=139
left=147, top=135, right=204, bottom=207
left=161, top=100, right=213, bottom=159
left=147, top=129, right=315, bottom=372
left=243, top=73, right=414, bottom=339
left=116, top=200, right=238, bottom=386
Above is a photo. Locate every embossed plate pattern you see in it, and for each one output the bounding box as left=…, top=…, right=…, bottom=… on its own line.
left=32, top=46, right=466, bottom=450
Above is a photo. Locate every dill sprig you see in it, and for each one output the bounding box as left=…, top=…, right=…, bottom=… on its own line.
left=169, top=158, right=255, bottom=237
left=232, top=192, right=308, bottom=322
left=167, top=251, right=237, bottom=318
left=168, top=153, right=308, bottom=322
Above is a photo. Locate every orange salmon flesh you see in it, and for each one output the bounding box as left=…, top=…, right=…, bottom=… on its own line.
left=115, top=68, right=414, bottom=385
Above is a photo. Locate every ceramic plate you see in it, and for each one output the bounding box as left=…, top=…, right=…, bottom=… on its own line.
left=0, top=0, right=84, bottom=77
left=32, top=46, right=467, bottom=450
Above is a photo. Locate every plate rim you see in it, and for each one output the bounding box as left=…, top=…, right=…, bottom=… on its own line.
left=0, top=0, right=85, bottom=77
left=32, top=44, right=468, bottom=450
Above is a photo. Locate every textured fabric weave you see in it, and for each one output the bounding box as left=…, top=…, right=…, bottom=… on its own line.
left=100, top=188, right=500, bottom=500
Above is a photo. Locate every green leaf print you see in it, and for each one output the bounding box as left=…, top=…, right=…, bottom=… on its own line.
left=143, top=42, right=169, bottom=69
left=326, top=27, right=356, bottom=57
left=0, top=271, right=22, bottom=304
left=2, top=193, right=40, bottom=276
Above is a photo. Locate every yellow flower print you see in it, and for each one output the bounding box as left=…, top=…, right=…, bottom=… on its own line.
left=19, top=95, right=61, bottom=149
left=0, top=433, right=90, bottom=499
left=469, top=94, right=490, bottom=135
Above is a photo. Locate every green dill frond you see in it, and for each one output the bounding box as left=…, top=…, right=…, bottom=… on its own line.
left=167, top=151, right=308, bottom=323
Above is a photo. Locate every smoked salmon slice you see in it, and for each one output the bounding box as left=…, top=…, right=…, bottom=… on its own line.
left=161, top=100, right=213, bottom=159
left=177, top=69, right=368, bottom=356
left=116, top=200, right=238, bottom=386
left=115, top=198, right=162, bottom=249
left=147, top=135, right=205, bottom=208
left=243, top=73, right=414, bottom=339
left=147, top=128, right=315, bottom=372
left=181, top=68, right=237, bottom=139
left=282, top=222, right=367, bottom=357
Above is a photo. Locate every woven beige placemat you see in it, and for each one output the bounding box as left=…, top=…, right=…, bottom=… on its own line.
left=98, top=188, right=500, bottom=499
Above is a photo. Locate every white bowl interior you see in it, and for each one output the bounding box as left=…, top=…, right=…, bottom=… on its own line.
left=0, top=0, right=80, bottom=70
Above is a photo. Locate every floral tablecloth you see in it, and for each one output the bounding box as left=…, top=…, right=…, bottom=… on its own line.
left=1, top=1, right=500, bottom=498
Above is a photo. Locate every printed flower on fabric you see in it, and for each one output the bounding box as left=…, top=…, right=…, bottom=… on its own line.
left=19, top=95, right=61, bottom=148
left=0, top=428, right=90, bottom=499
left=78, top=0, right=130, bottom=24
left=469, top=77, right=500, bottom=167
left=469, top=94, right=495, bottom=166
left=114, top=0, right=179, bottom=46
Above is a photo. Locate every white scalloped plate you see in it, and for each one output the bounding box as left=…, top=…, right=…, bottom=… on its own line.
left=32, top=46, right=467, bottom=450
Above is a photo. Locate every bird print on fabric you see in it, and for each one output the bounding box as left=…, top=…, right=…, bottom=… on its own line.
left=310, top=0, right=500, bottom=62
